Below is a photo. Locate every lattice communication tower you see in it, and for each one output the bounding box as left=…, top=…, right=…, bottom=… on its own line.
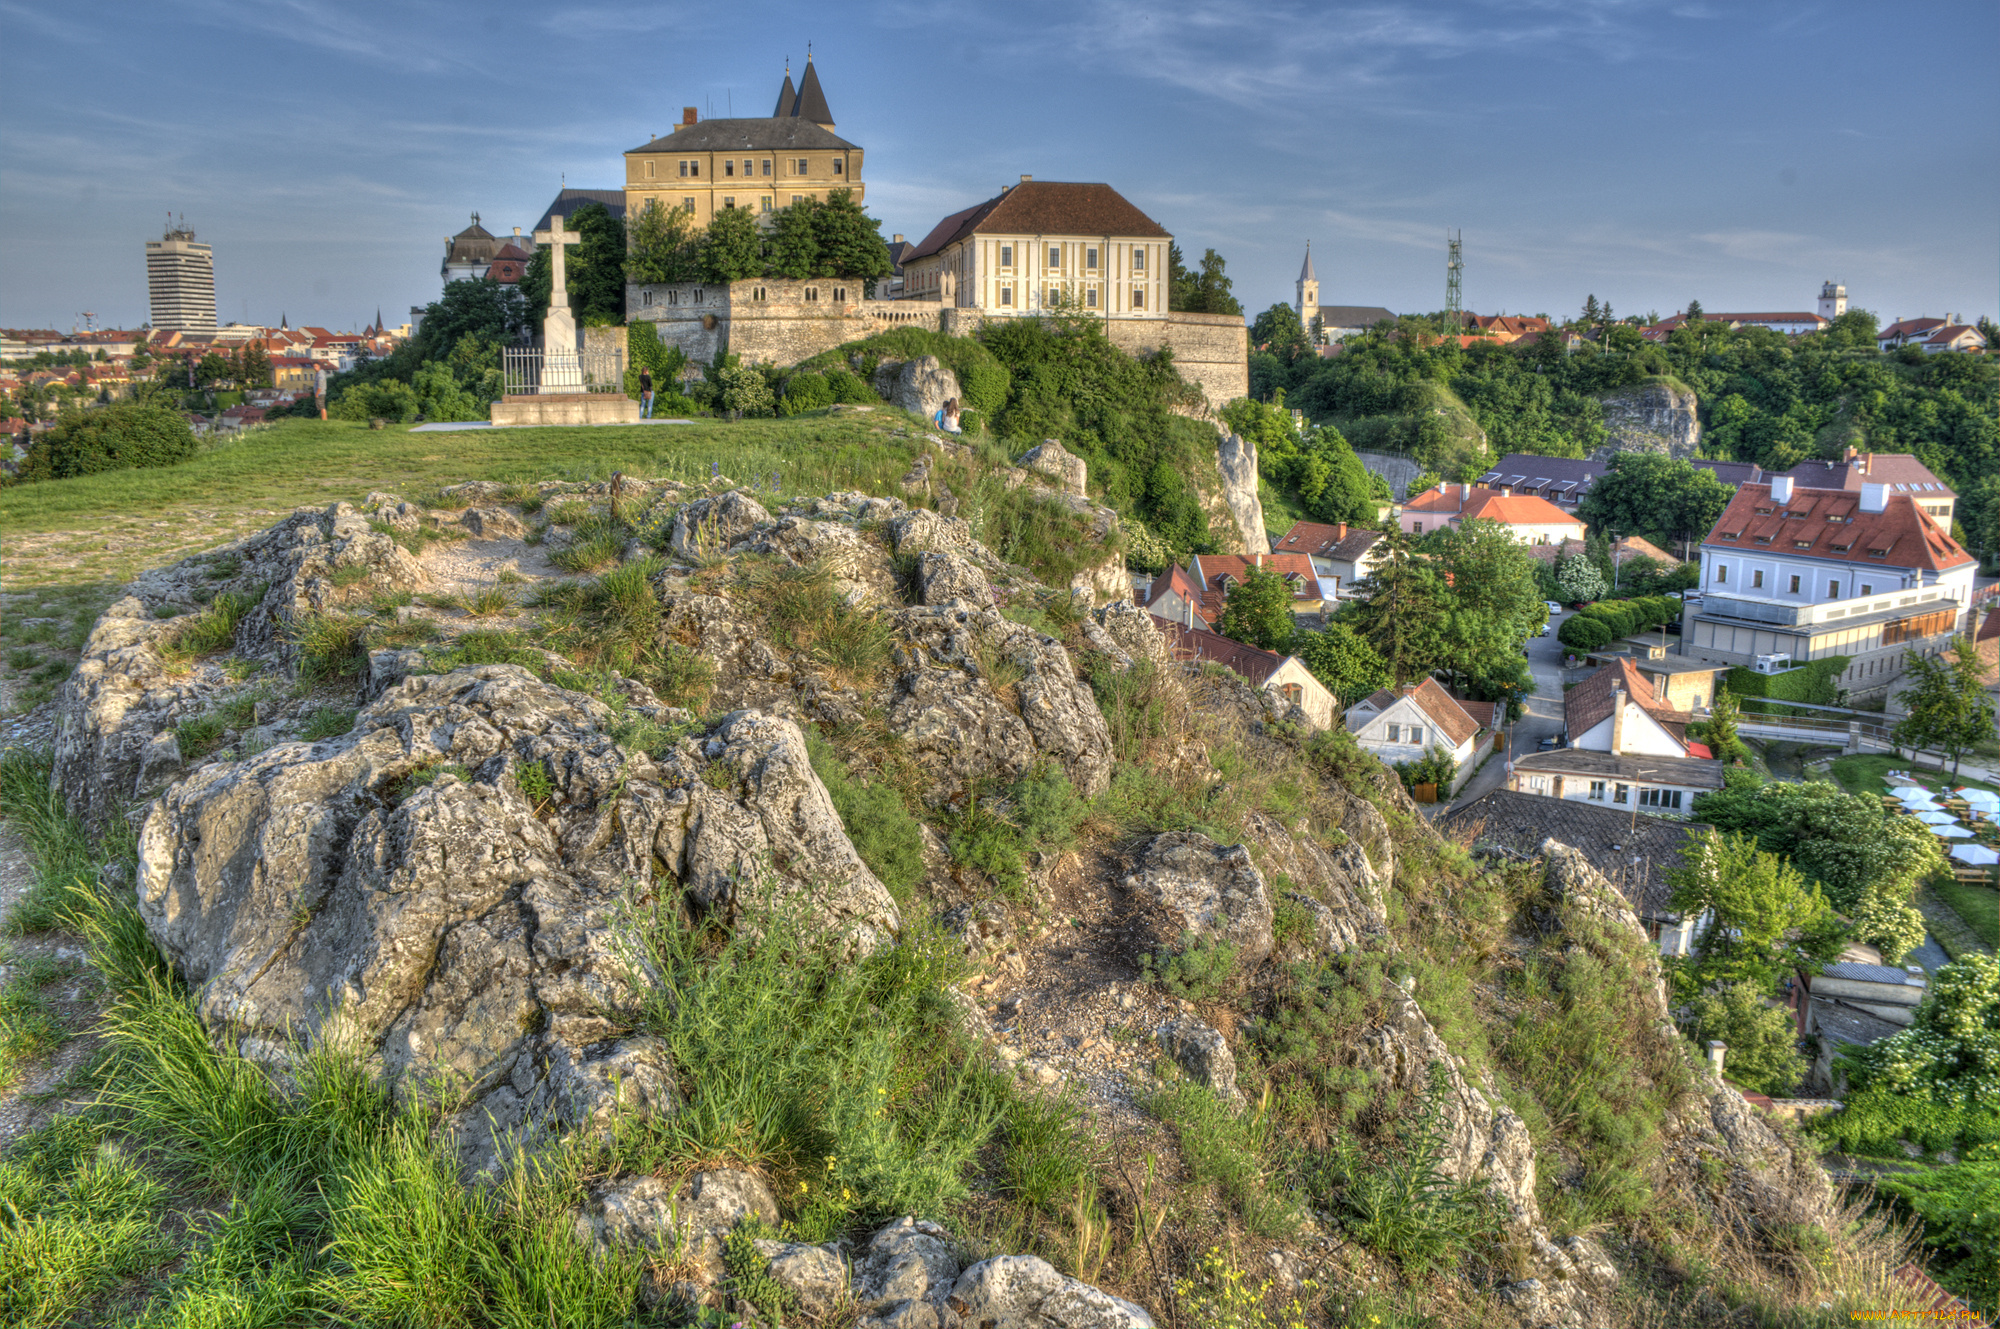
left=1444, top=231, right=1463, bottom=331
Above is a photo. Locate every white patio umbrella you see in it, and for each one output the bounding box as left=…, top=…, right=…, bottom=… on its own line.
left=1958, top=789, right=2000, bottom=813
left=1894, top=786, right=1940, bottom=804
left=1950, top=843, right=2000, bottom=866
left=1932, top=823, right=1974, bottom=839
left=1913, top=810, right=1959, bottom=826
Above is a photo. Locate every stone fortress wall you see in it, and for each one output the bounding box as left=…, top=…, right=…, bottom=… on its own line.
left=627, top=280, right=1246, bottom=407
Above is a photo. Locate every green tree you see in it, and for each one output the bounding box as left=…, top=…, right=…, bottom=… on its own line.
left=1217, top=561, right=1296, bottom=652
left=1894, top=636, right=1996, bottom=775
left=1171, top=245, right=1243, bottom=316
left=767, top=199, right=821, bottom=279
left=415, top=278, right=528, bottom=358
left=699, top=206, right=764, bottom=282
left=1340, top=527, right=1447, bottom=684
left=1292, top=621, right=1390, bottom=707
left=628, top=197, right=701, bottom=284
left=16, top=402, right=199, bottom=480
left=811, top=188, right=891, bottom=284
left=1667, top=829, right=1846, bottom=991
left=1830, top=954, right=2000, bottom=1153
left=1250, top=303, right=1312, bottom=366
left=1420, top=517, right=1544, bottom=692
left=1681, top=981, right=1809, bottom=1095
left=1703, top=687, right=1745, bottom=764
left=1555, top=553, right=1606, bottom=604
left=1577, top=452, right=1735, bottom=547
left=569, top=202, right=627, bottom=324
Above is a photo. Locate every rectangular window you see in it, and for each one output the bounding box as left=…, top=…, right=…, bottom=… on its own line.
left=722, top=197, right=734, bottom=209
left=1385, top=723, right=1401, bottom=743
left=1789, top=575, right=1801, bottom=593
left=1086, top=247, right=1099, bottom=269
left=744, top=159, right=753, bottom=176
left=792, top=195, right=803, bottom=205
left=1133, top=249, right=1146, bottom=271
left=1752, top=569, right=1764, bottom=588
left=832, top=159, right=843, bottom=174
left=795, top=158, right=808, bottom=175
left=646, top=161, right=655, bottom=179
left=690, top=161, right=700, bottom=177
left=999, top=285, right=1013, bottom=307
left=1085, top=288, right=1098, bottom=308
left=1047, top=286, right=1059, bottom=306
left=1861, top=583, right=1873, bottom=596
left=1132, top=287, right=1145, bottom=309
left=1589, top=780, right=1607, bottom=801
left=1614, top=783, right=1630, bottom=804
left=999, top=244, right=1013, bottom=268
left=683, top=198, right=695, bottom=213
left=1715, top=563, right=1727, bottom=584
left=761, top=197, right=772, bottom=212
left=1048, top=245, right=1061, bottom=268
left=1410, top=726, right=1425, bottom=746
left=724, top=160, right=735, bottom=177
left=1828, top=581, right=1840, bottom=598
left=679, top=161, right=689, bottom=177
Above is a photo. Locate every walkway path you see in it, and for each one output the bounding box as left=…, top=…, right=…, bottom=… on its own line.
left=1447, top=610, right=1569, bottom=811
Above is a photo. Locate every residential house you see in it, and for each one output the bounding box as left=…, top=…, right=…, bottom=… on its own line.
left=1344, top=679, right=1489, bottom=780
left=1629, top=658, right=1727, bottom=714
left=1477, top=455, right=1606, bottom=509
left=1506, top=657, right=1724, bottom=815
left=1440, top=789, right=1711, bottom=953
left=441, top=215, right=521, bottom=287
left=1143, top=552, right=1321, bottom=629
left=1876, top=317, right=1949, bottom=351
left=1921, top=323, right=1986, bottom=355
left=1153, top=616, right=1338, bottom=729
left=1463, top=314, right=1551, bottom=344
left=1648, top=310, right=1830, bottom=336
left=1683, top=476, right=1977, bottom=688
left=1776, top=450, right=1956, bottom=529
left=1398, top=483, right=1587, bottom=545
left=1270, top=520, right=1382, bottom=597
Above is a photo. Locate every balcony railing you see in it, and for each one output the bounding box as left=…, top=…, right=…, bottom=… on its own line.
left=502, top=346, right=626, bottom=396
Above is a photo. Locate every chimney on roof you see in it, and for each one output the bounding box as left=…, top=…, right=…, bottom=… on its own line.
left=1862, top=452, right=1873, bottom=475
left=1459, top=483, right=1472, bottom=504
left=1334, top=522, right=1348, bottom=541
left=682, top=107, right=697, bottom=126
left=1844, top=446, right=1857, bottom=463
left=1861, top=481, right=1888, bottom=514
left=1770, top=475, right=1794, bottom=505
left=1610, top=682, right=1628, bottom=756
left=892, top=233, right=903, bottom=243
left=1020, top=174, right=1032, bottom=183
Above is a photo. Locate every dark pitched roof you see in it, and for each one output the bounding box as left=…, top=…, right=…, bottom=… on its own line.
left=904, top=182, right=1169, bottom=261
left=1771, top=453, right=1954, bottom=499
left=1154, top=618, right=1287, bottom=686
left=1274, top=519, right=1381, bottom=563
left=773, top=71, right=797, bottom=118
left=1704, top=481, right=1973, bottom=572
left=1692, top=458, right=1762, bottom=487
left=531, top=189, right=626, bottom=237
left=1298, top=246, right=1316, bottom=282
left=627, top=118, right=857, bottom=155
left=791, top=57, right=832, bottom=125
left=1509, top=747, right=1727, bottom=790
left=1440, top=789, right=1708, bottom=917
left=1310, top=305, right=1396, bottom=329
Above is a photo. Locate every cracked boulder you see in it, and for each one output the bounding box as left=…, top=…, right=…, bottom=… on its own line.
left=134, top=665, right=896, bottom=1179
left=1123, top=832, right=1275, bottom=969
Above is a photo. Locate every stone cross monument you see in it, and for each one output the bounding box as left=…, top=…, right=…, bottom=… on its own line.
left=533, top=214, right=582, bottom=391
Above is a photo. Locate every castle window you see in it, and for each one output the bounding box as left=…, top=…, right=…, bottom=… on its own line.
left=794, top=158, right=808, bottom=175
left=641, top=289, right=653, bottom=307
left=1133, top=249, right=1146, bottom=271
left=1046, top=286, right=1060, bottom=306
left=1828, top=581, right=1840, bottom=598
left=1715, top=564, right=1727, bottom=583
left=646, top=161, right=655, bottom=179
left=762, top=159, right=772, bottom=176
left=1752, top=570, right=1763, bottom=588
left=743, top=159, right=753, bottom=175
left=1789, top=575, right=1801, bottom=593
left=833, top=287, right=846, bottom=302
left=679, top=161, right=688, bottom=177
left=999, top=245, right=1013, bottom=268
left=667, top=289, right=678, bottom=305
left=693, top=289, right=703, bottom=303
left=1086, top=247, right=1099, bottom=269
left=1132, top=287, right=1145, bottom=310
left=761, top=197, right=772, bottom=212
left=724, top=160, right=735, bottom=177
left=1861, top=583, right=1873, bottom=596
left=1048, top=245, right=1061, bottom=268
left=999, top=285, right=1013, bottom=307
left=804, top=287, right=818, bottom=302
left=791, top=195, right=803, bottom=205
left=1085, top=288, right=1098, bottom=308
left=723, top=197, right=734, bottom=209
left=683, top=198, right=695, bottom=213
left=753, top=287, right=766, bottom=301
left=832, top=159, right=843, bottom=174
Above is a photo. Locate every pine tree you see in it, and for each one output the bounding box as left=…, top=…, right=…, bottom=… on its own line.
left=1217, top=562, right=1296, bottom=652
left=1893, top=636, right=1996, bottom=774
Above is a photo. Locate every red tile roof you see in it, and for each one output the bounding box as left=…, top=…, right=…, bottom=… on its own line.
left=1186, top=553, right=1318, bottom=621
left=1403, top=485, right=1584, bottom=528
left=1142, top=563, right=1212, bottom=627
left=1363, top=679, right=1484, bottom=748
left=905, top=181, right=1170, bottom=261
left=1274, top=520, right=1382, bottom=563
left=1152, top=616, right=1286, bottom=686
left=1705, top=482, right=1973, bottom=572
left=1564, top=658, right=1692, bottom=753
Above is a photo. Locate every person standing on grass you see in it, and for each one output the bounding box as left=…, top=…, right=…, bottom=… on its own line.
left=314, top=367, right=327, bottom=421
left=639, top=366, right=654, bottom=420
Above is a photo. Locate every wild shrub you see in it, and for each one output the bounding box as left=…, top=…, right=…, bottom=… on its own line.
left=159, top=589, right=258, bottom=662
left=1147, top=1079, right=1295, bottom=1237
left=16, top=402, right=199, bottom=481
left=1142, top=932, right=1240, bottom=1003
left=1256, top=952, right=1393, bottom=1131
left=1013, top=760, right=1086, bottom=853
left=1173, top=1245, right=1317, bottom=1329
left=1391, top=744, right=1456, bottom=796
left=803, top=726, right=925, bottom=906
left=620, top=914, right=1004, bottom=1240
left=946, top=795, right=1028, bottom=899
left=514, top=759, right=554, bottom=809
left=778, top=369, right=835, bottom=416
left=743, top=558, right=893, bottom=682
left=1306, top=1064, right=1498, bottom=1275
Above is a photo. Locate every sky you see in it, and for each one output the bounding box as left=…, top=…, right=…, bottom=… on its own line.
left=1, top=1, right=1995, bottom=334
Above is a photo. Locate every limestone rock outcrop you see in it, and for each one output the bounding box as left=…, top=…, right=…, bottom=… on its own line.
left=1598, top=380, right=1701, bottom=458
left=875, top=355, right=960, bottom=422
left=134, top=665, right=897, bottom=1179
left=671, top=489, right=773, bottom=560
left=947, top=1254, right=1155, bottom=1328
left=1123, top=832, right=1275, bottom=969
left=1019, top=438, right=1088, bottom=497
left=1214, top=429, right=1270, bottom=556
left=573, top=1168, right=780, bottom=1284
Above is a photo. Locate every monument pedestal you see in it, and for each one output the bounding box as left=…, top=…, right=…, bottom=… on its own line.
left=490, top=393, right=641, bottom=427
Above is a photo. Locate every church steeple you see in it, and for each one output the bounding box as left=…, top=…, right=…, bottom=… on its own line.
left=1296, top=241, right=1320, bottom=334
left=773, top=60, right=797, bottom=118
left=792, top=51, right=833, bottom=129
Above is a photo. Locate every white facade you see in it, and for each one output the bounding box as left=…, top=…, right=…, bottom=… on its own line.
left=1344, top=693, right=1480, bottom=769
left=1572, top=700, right=1685, bottom=759
left=1818, top=282, right=1847, bottom=321
left=145, top=228, right=217, bottom=332
left=904, top=231, right=1169, bottom=319
left=1509, top=770, right=1709, bottom=817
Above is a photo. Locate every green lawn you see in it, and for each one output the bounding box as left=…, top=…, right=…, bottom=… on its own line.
left=0, top=412, right=933, bottom=536
left=1932, top=878, right=1999, bottom=950
left=1829, top=754, right=2000, bottom=800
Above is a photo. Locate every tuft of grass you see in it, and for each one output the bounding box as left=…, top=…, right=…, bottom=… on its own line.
left=421, top=629, right=547, bottom=676
left=299, top=707, right=358, bottom=741
left=455, top=586, right=515, bottom=618
left=1147, top=1078, right=1296, bottom=1238
left=0, top=749, right=98, bottom=935
left=543, top=498, right=589, bottom=526
left=174, top=713, right=227, bottom=761
left=158, top=589, right=258, bottom=664
left=548, top=514, right=626, bottom=574
left=291, top=612, right=369, bottom=687
left=803, top=725, right=925, bottom=907
left=1001, top=1087, right=1098, bottom=1214
left=741, top=558, right=893, bottom=683
left=328, top=564, right=372, bottom=589
left=0, top=948, right=67, bottom=1092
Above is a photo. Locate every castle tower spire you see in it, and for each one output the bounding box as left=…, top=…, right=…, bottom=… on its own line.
left=792, top=51, right=833, bottom=129
left=774, top=59, right=797, bottom=118
left=1296, top=241, right=1320, bottom=338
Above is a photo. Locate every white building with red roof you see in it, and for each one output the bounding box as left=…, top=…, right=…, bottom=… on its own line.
left=1344, top=679, right=1491, bottom=777
left=1141, top=552, right=1322, bottom=629
left=1151, top=616, right=1338, bottom=729
left=1398, top=483, right=1587, bottom=545
left=1683, top=474, right=1978, bottom=687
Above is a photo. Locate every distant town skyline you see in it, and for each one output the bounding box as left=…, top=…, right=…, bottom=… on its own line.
left=1, top=2, right=1993, bottom=332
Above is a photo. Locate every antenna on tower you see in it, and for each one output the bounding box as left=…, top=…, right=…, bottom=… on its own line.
left=1444, top=230, right=1463, bottom=332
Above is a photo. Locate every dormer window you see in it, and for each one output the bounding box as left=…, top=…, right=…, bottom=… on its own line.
left=1793, top=539, right=1813, bottom=548
left=1753, top=505, right=1773, bottom=515
left=1867, top=547, right=1890, bottom=558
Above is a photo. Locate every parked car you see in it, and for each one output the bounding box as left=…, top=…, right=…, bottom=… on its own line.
left=1536, top=735, right=1560, bottom=751
left=1545, top=601, right=1563, bottom=613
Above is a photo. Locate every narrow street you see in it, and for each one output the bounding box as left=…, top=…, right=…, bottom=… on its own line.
left=1447, top=608, right=1570, bottom=810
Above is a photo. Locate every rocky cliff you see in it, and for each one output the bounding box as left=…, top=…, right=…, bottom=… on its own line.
left=35, top=472, right=1876, bottom=1326
left=1598, top=379, right=1702, bottom=458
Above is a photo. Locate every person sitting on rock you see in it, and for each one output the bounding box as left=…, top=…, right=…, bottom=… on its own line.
left=936, top=397, right=962, bottom=435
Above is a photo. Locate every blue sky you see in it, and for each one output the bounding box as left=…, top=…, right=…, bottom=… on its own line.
left=2, top=1, right=1994, bottom=333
